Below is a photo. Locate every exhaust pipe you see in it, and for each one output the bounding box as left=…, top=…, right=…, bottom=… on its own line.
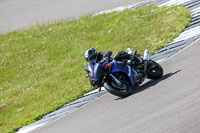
left=143, top=49, right=150, bottom=74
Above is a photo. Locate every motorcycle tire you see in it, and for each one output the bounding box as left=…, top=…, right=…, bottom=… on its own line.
left=104, top=72, right=133, bottom=97
left=147, top=60, right=163, bottom=80
left=104, top=81, right=133, bottom=97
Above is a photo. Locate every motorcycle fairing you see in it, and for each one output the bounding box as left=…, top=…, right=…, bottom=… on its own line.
left=85, top=59, right=110, bottom=80
left=111, top=62, right=137, bottom=86
left=85, top=61, right=93, bottom=73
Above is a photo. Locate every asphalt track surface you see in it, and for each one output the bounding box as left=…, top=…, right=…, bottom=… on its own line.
left=0, top=0, right=146, bottom=33
left=32, top=39, right=200, bottom=133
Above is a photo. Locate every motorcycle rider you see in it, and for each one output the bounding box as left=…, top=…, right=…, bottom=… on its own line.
left=84, top=48, right=112, bottom=62
left=84, top=48, right=142, bottom=65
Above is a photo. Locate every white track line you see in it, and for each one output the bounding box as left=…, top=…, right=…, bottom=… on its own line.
left=158, top=0, right=192, bottom=7
left=159, top=37, right=200, bottom=64
left=94, top=0, right=153, bottom=16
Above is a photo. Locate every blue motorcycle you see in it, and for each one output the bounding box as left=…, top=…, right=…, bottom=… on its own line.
left=84, top=48, right=163, bottom=97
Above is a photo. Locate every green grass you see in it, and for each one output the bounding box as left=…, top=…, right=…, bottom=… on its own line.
left=0, top=5, right=191, bottom=133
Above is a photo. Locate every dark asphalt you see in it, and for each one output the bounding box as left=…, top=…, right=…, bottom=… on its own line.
left=0, top=0, right=147, bottom=33
left=32, top=39, right=200, bottom=133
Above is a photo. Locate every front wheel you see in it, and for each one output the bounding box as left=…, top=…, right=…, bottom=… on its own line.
left=103, top=73, right=133, bottom=97
left=147, top=60, right=163, bottom=80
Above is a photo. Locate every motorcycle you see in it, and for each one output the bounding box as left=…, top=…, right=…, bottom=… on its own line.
left=84, top=49, right=163, bottom=97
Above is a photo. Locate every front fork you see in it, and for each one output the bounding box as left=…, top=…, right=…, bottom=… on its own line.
left=109, top=74, right=122, bottom=85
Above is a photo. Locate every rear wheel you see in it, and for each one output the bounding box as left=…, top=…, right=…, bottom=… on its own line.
left=147, top=60, right=163, bottom=80
left=103, top=73, right=133, bottom=97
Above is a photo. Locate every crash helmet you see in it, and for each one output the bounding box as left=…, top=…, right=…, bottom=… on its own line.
left=84, top=48, right=97, bottom=61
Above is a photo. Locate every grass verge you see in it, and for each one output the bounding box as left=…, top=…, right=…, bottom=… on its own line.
left=0, top=5, right=191, bottom=133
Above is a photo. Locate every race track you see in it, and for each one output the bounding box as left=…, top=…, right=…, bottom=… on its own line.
left=33, top=38, right=200, bottom=133
left=0, top=0, right=146, bottom=33
left=1, top=0, right=200, bottom=132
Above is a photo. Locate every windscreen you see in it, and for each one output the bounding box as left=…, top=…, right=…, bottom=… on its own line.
left=94, top=63, right=102, bottom=80
left=87, top=61, right=93, bottom=72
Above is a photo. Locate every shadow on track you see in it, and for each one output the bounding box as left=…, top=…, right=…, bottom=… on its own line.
left=115, top=70, right=181, bottom=100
